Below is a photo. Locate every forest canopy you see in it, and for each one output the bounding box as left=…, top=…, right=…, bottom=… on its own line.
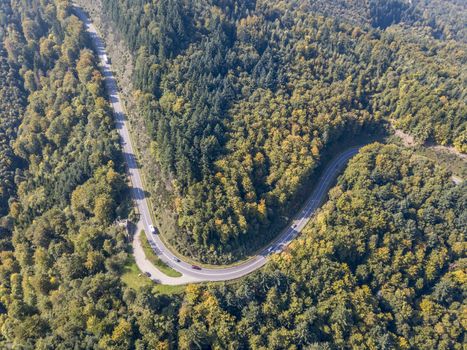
left=5, top=141, right=463, bottom=349
left=0, top=0, right=131, bottom=348
left=160, top=143, right=465, bottom=349
left=0, top=0, right=465, bottom=348
left=97, top=0, right=466, bottom=262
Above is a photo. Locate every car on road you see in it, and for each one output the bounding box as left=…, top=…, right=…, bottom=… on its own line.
left=144, top=272, right=151, bottom=277
left=191, top=265, right=201, bottom=270
left=292, top=224, right=297, bottom=228
left=275, top=243, right=285, bottom=253
left=173, top=257, right=180, bottom=262
left=149, top=225, right=157, bottom=234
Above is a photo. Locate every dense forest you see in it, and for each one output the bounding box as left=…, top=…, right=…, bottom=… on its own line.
left=0, top=47, right=24, bottom=220
left=151, top=143, right=464, bottom=349
left=0, top=0, right=131, bottom=347
left=0, top=0, right=465, bottom=348
left=3, top=135, right=465, bottom=348
left=96, top=0, right=466, bottom=261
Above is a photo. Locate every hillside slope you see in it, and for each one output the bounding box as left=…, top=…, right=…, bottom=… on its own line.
left=81, top=0, right=466, bottom=263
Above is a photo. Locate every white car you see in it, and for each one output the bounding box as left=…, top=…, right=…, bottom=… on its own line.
left=149, top=225, right=157, bottom=234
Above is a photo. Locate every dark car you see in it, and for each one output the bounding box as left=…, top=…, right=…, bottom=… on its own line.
left=191, top=265, right=201, bottom=270
left=144, top=272, right=151, bottom=277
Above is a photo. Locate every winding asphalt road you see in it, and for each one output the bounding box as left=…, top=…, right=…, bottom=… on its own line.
left=73, top=6, right=361, bottom=285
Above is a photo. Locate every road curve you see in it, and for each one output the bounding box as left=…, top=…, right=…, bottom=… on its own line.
left=73, top=6, right=361, bottom=285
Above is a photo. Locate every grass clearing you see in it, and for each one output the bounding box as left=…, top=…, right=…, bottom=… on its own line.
left=140, top=231, right=182, bottom=277
left=389, top=132, right=466, bottom=180
left=121, top=259, right=153, bottom=290
left=121, top=258, right=186, bottom=294
left=413, top=146, right=466, bottom=180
